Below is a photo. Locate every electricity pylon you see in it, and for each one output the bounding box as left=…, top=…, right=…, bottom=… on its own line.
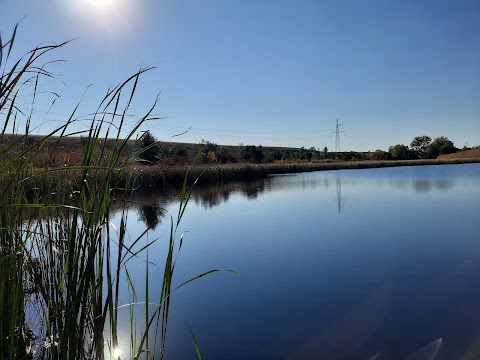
left=333, top=119, right=345, bottom=155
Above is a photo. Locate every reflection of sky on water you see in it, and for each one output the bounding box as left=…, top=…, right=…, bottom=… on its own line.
left=124, top=164, right=478, bottom=221
left=111, top=163, right=480, bottom=359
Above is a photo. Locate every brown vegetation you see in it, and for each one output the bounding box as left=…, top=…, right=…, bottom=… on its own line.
left=131, top=158, right=480, bottom=188
left=437, top=148, right=480, bottom=160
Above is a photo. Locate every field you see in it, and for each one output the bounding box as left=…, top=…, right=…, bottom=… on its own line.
left=437, top=148, right=480, bottom=159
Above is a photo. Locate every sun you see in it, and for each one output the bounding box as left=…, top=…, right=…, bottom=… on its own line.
left=85, top=0, right=114, bottom=9
left=66, top=0, right=138, bottom=36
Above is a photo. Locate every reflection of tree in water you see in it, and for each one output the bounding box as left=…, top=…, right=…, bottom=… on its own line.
left=413, top=180, right=433, bottom=193
left=192, top=179, right=268, bottom=209
left=323, top=179, right=329, bottom=189
left=412, top=179, right=454, bottom=193
left=241, top=181, right=265, bottom=200
left=138, top=204, right=165, bottom=229
left=389, top=179, right=409, bottom=190
left=433, top=179, right=454, bottom=192
left=194, top=190, right=223, bottom=209
left=221, top=189, right=231, bottom=202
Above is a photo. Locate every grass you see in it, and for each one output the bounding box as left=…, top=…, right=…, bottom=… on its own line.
left=0, top=23, right=220, bottom=360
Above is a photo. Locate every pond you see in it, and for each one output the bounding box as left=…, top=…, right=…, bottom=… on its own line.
left=113, top=163, right=480, bottom=360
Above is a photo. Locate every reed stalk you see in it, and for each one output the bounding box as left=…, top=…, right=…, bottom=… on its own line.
left=1, top=23, right=215, bottom=360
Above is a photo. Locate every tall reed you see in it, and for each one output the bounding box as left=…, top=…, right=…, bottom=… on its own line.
left=1, top=23, right=213, bottom=360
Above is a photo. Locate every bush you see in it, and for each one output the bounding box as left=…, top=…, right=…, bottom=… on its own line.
left=264, top=152, right=274, bottom=163
left=388, top=144, right=413, bottom=160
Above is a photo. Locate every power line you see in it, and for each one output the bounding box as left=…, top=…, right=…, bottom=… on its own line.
left=153, top=124, right=334, bottom=135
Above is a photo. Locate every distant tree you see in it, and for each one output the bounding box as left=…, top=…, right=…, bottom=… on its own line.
left=272, top=151, right=283, bottom=160
left=368, top=149, right=390, bottom=160
left=241, top=145, right=264, bottom=162
left=323, top=146, right=328, bottom=154
left=410, top=135, right=432, bottom=158
left=263, top=152, right=274, bottom=163
left=138, top=130, right=161, bottom=164
left=341, top=151, right=363, bottom=161
left=426, top=136, right=456, bottom=158
left=200, top=140, right=217, bottom=153
left=168, top=145, right=187, bottom=156
left=216, top=146, right=236, bottom=163
left=389, top=144, right=412, bottom=160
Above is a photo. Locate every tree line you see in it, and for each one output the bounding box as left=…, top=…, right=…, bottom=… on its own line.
left=136, top=131, right=471, bottom=165
left=387, top=135, right=456, bottom=160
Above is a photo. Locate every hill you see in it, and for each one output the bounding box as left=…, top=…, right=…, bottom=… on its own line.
left=437, top=148, right=480, bottom=160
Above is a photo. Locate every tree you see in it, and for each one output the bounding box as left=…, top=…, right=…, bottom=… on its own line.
left=200, top=140, right=217, bottom=153
left=241, top=145, right=264, bottom=162
left=216, top=146, right=236, bottom=163
left=410, top=135, right=431, bottom=158
left=368, top=149, right=390, bottom=160
left=426, top=136, right=456, bottom=158
left=389, top=144, right=411, bottom=160
left=323, top=146, right=328, bottom=154
left=138, top=130, right=161, bottom=164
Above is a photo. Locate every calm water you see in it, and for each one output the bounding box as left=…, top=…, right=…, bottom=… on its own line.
left=114, top=163, right=480, bottom=360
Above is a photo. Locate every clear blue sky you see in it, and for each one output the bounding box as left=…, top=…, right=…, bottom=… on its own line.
left=1, top=0, right=479, bottom=151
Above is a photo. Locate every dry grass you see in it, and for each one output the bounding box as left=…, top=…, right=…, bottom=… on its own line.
left=128, top=158, right=480, bottom=189
left=437, top=148, right=480, bottom=160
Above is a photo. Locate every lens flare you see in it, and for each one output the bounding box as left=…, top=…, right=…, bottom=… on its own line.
left=112, top=347, right=121, bottom=358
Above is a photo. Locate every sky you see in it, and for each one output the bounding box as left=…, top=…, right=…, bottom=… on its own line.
left=1, top=0, right=479, bottom=152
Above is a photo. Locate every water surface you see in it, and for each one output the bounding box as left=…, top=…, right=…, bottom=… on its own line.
left=115, top=163, right=480, bottom=359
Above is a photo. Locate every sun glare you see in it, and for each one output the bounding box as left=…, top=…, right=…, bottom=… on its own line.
left=86, top=0, right=114, bottom=9
left=66, top=0, right=138, bottom=36
left=112, top=347, right=121, bottom=359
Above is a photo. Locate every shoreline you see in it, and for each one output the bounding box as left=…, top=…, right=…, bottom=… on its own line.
left=6, top=158, right=479, bottom=195
left=131, top=158, right=480, bottom=188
